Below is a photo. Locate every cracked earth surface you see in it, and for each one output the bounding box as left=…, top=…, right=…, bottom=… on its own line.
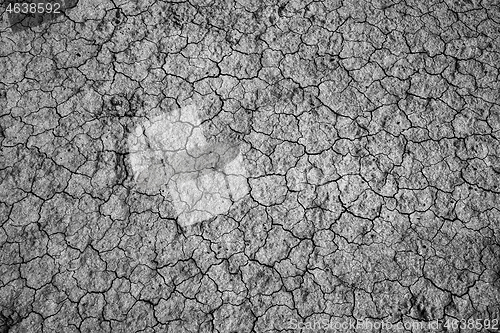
left=1, top=0, right=500, bottom=332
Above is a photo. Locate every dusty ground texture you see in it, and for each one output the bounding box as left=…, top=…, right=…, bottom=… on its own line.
left=1, top=0, right=500, bottom=332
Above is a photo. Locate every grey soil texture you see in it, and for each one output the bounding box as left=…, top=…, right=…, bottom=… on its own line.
left=1, top=0, right=500, bottom=332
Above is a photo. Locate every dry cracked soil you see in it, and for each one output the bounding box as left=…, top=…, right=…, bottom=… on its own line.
left=1, top=0, right=500, bottom=332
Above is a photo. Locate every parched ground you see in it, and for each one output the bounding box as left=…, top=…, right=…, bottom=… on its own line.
left=1, top=0, right=499, bottom=332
